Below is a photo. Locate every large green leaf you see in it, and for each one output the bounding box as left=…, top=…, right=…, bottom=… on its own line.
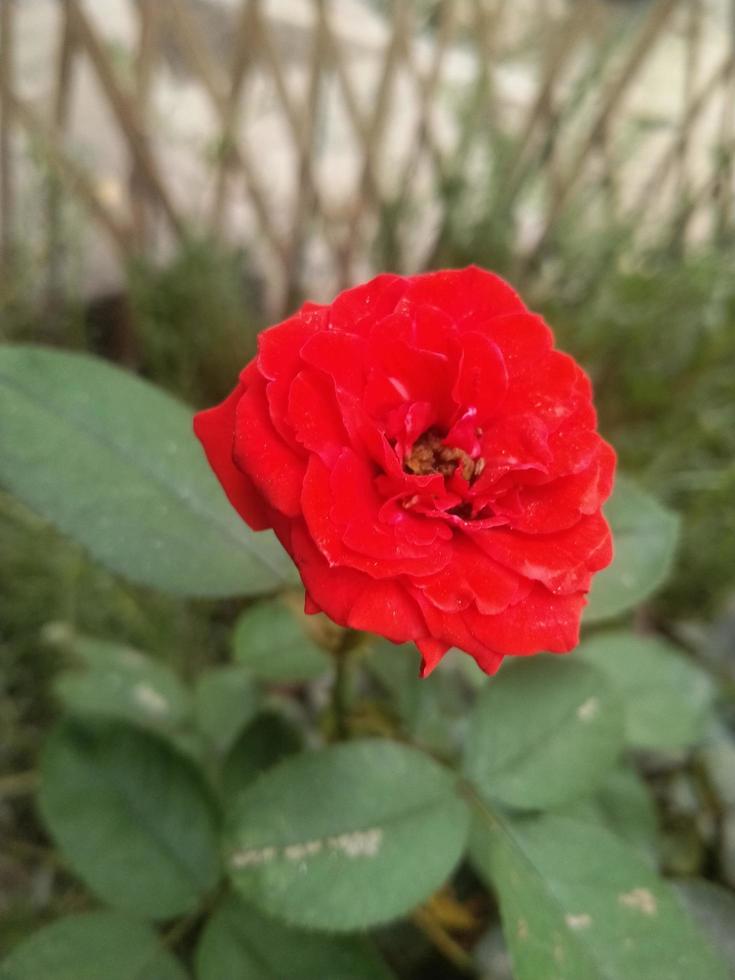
left=0, top=912, right=186, bottom=980
left=39, top=721, right=221, bottom=919
left=464, top=656, right=624, bottom=810
left=585, top=476, right=680, bottom=623
left=366, top=640, right=467, bottom=756
left=559, top=765, right=659, bottom=861
left=54, top=635, right=192, bottom=736
left=0, top=345, right=294, bottom=596
left=578, top=631, right=714, bottom=750
left=194, top=665, right=261, bottom=754
left=674, top=880, right=735, bottom=974
left=232, top=600, right=331, bottom=682
left=222, top=711, right=303, bottom=800
left=225, top=739, right=470, bottom=930
left=196, top=896, right=396, bottom=980
left=470, top=809, right=729, bottom=980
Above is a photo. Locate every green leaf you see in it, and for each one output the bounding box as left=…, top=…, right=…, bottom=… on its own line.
left=54, top=635, right=192, bottom=735
left=464, top=656, right=624, bottom=810
left=233, top=600, right=331, bottom=682
left=225, top=739, right=470, bottom=931
left=0, top=912, right=187, bottom=980
left=39, top=721, right=221, bottom=919
left=674, top=880, right=735, bottom=973
left=222, top=711, right=303, bottom=800
left=470, top=810, right=729, bottom=980
left=559, top=765, right=658, bottom=860
left=0, top=345, right=294, bottom=597
left=367, top=641, right=467, bottom=755
left=578, top=631, right=714, bottom=750
left=585, top=476, right=680, bottom=623
left=194, top=666, right=261, bottom=754
left=196, top=895, right=396, bottom=980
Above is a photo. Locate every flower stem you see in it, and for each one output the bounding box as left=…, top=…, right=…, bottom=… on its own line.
left=332, top=629, right=358, bottom=738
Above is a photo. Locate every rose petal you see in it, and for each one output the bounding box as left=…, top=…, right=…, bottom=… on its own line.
left=471, top=511, right=613, bottom=594
left=233, top=374, right=306, bottom=517
left=412, top=591, right=505, bottom=674
left=481, top=312, right=554, bottom=375
left=463, top=584, right=586, bottom=655
left=193, top=383, right=271, bottom=531
left=287, top=369, right=348, bottom=464
left=405, top=266, right=527, bottom=323
left=413, top=534, right=524, bottom=615
left=300, top=329, right=366, bottom=393
left=290, top=522, right=426, bottom=643
left=452, top=331, right=508, bottom=422
left=417, top=638, right=450, bottom=678
left=301, top=454, right=451, bottom=577
left=329, top=274, right=407, bottom=335
left=503, top=439, right=616, bottom=533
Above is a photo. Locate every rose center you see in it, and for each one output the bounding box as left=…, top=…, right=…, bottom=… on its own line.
left=404, top=430, right=484, bottom=482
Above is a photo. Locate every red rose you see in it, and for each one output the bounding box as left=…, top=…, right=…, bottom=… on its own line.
left=194, top=267, right=615, bottom=676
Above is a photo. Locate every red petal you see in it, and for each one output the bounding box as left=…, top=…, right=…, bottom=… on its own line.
left=301, top=454, right=451, bottom=578
left=300, top=329, right=366, bottom=393
left=256, top=315, right=318, bottom=446
left=482, top=312, right=553, bottom=377
left=304, top=594, right=321, bottom=615
left=413, top=534, right=524, bottom=615
left=463, top=584, right=586, bottom=655
left=329, top=274, right=407, bottom=335
left=471, top=511, right=613, bottom=594
left=405, top=266, right=527, bottom=323
left=193, top=383, right=271, bottom=531
left=287, top=369, right=348, bottom=464
left=503, top=349, right=591, bottom=431
left=290, top=522, right=426, bottom=643
left=505, top=440, right=616, bottom=533
left=417, top=638, right=450, bottom=677
left=452, top=331, right=508, bottom=422
left=412, top=591, right=505, bottom=674
left=365, top=314, right=453, bottom=420
left=233, top=374, right=306, bottom=517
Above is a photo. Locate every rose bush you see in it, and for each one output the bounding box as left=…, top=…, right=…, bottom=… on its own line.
left=194, top=267, right=615, bottom=675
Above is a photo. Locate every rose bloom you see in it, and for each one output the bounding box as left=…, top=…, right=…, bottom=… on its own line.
left=195, top=267, right=615, bottom=676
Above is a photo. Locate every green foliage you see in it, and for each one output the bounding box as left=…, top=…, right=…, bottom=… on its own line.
left=1, top=293, right=731, bottom=976
left=225, top=740, right=471, bottom=931
left=39, top=721, right=221, bottom=919
left=221, top=711, right=303, bottom=799
left=470, top=812, right=730, bottom=980
left=194, top=665, right=261, bottom=755
left=578, top=631, right=715, bottom=750
left=674, top=880, right=735, bottom=975
left=53, top=635, right=192, bottom=736
left=546, top=251, right=735, bottom=618
left=127, top=237, right=262, bottom=407
left=196, top=896, right=396, bottom=980
left=560, top=765, right=659, bottom=861
left=464, top=656, right=624, bottom=810
left=0, top=912, right=187, bottom=980
left=366, top=640, right=468, bottom=756
left=0, top=345, right=295, bottom=597
left=232, top=599, right=331, bottom=682
left=584, top=475, right=680, bottom=624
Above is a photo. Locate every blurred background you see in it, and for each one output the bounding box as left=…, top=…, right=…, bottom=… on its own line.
left=2, top=0, right=735, bottom=971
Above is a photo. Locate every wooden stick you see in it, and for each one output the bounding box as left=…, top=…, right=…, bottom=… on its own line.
left=67, top=0, right=184, bottom=240
left=45, top=0, right=77, bottom=323
left=520, top=0, right=680, bottom=277
left=630, top=50, right=735, bottom=227
left=0, top=0, right=16, bottom=282
left=130, top=0, right=161, bottom=249
left=9, top=91, right=135, bottom=258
